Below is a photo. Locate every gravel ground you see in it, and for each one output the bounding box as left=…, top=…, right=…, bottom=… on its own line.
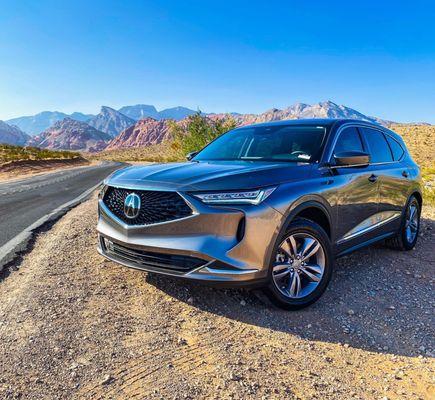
left=0, top=195, right=433, bottom=399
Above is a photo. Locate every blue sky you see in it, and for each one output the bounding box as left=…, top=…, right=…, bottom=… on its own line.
left=0, top=0, right=434, bottom=122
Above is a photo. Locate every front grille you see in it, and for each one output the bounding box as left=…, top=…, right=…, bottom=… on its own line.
left=103, top=238, right=206, bottom=273
left=102, top=186, right=193, bottom=225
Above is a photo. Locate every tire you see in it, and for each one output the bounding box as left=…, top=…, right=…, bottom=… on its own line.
left=263, top=218, right=333, bottom=310
left=386, top=195, right=421, bottom=251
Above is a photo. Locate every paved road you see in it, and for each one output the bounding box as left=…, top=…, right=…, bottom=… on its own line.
left=0, top=162, right=123, bottom=248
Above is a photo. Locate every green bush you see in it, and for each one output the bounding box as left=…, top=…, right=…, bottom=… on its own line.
left=169, top=112, right=237, bottom=159
left=0, top=144, right=81, bottom=163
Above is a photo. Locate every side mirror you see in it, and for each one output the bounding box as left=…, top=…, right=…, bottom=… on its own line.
left=186, top=151, right=198, bottom=161
left=333, top=151, right=370, bottom=167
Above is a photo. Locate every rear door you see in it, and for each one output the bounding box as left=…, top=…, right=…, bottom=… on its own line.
left=360, top=127, right=410, bottom=234
left=330, top=125, right=380, bottom=251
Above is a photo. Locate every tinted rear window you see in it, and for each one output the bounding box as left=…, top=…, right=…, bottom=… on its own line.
left=361, top=128, right=393, bottom=163
left=386, top=135, right=404, bottom=161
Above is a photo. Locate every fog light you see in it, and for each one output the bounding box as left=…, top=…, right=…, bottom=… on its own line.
left=102, top=237, right=114, bottom=251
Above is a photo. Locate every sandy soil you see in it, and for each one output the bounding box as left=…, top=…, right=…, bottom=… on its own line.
left=0, top=196, right=433, bottom=399
left=0, top=158, right=92, bottom=182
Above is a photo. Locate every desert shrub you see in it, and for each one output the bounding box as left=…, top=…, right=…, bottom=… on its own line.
left=390, top=124, right=435, bottom=169
left=88, top=142, right=180, bottom=163
left=422, top=167, right=435, bottom=206
left=0, top=144, right=81, bottom=163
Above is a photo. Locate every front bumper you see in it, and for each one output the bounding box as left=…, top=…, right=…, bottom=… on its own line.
left=97, top=192, right=283, bottom=285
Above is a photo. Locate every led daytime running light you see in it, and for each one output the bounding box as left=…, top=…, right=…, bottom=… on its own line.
left=194, top=187, right=276, bottom=205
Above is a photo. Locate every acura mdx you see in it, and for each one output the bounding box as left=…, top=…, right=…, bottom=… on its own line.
left=97, top=119, right=422, bottom=309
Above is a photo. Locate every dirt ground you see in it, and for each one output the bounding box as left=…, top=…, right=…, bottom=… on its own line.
left=0, top=158, right=91, bottom=182
left=0, top=195, right=433, bottom=400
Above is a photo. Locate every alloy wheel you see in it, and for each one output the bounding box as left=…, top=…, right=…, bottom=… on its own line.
left=272, top=233, right=326, bottom=299
left=405, top=201, right=419, bottom=243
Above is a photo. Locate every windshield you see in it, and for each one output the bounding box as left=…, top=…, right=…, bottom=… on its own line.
left=193, top=124, right=327, bottom=162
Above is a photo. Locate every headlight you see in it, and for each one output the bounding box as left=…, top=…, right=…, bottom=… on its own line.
left=192, top=187, right=276, bottom=205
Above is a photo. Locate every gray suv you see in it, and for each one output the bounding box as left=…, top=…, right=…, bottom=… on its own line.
left=97, top=119, right=422, bottom=309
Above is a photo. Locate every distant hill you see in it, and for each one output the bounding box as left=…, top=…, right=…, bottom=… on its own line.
left=231, top=101, right=392, bottom=126
left=28, top=118, right=111, bottom=152
left=6, top=111, right=94, bottom=136
left=390, top=124, right=435, bottom=169
left=118, top=104, right=159, bottom=120
left=87, top=106, right=135, bottom=137
left=0, top=121, right=30, bottom=146
left=158, top=106, right=196, bottom=120
left=118, top=104, right=196, bottom=121
left=105, top=118, right=171, bottom=150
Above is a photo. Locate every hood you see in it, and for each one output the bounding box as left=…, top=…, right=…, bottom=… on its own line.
left=107, top=161, right=313, bottom=191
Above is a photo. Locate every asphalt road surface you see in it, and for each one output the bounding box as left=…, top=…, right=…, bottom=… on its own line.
left=0, top=161, right=123, bottom=249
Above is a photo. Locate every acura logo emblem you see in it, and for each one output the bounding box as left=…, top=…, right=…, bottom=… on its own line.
left=124, top=193, right=141, bottom=219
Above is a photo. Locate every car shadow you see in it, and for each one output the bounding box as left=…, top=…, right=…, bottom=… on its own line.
left=146, top=216, right=434, bottom=358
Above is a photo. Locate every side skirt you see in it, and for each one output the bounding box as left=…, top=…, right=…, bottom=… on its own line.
left=335, top=231, right=396, bottom=258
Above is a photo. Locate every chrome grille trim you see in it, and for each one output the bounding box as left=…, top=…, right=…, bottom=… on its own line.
left=101, top=186, right=195, bottom=227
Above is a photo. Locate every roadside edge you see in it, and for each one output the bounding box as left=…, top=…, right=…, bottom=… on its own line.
left=0, top=182, right=102, bottom=272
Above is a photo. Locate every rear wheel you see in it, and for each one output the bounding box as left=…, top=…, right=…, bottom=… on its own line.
left=386, top=195, right=421, bottom=250
left=263, top=218, right=333, bottom=310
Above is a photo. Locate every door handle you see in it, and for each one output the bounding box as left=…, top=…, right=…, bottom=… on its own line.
left=368, top=174, right=378, bottom=183
left=402, top=170, right=409, bottom=178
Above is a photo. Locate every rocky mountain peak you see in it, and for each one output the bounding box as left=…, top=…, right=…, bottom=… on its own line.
left=100, top=106, right=116, bottom=114
left=28, top=118, right=111, bottom=152
left=87, top=107, right=135, bottom=138
left=0, top=120, right=31, bottom=146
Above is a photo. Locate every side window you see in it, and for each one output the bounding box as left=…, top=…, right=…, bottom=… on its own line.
left=361, top=128, right=393, bottom=163
left=386, top=135, right=404, bottom=161
left=333, top=127, right=364, bottom=155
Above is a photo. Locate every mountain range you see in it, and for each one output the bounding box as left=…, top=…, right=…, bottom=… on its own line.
left=6, top=105, right=197, bottom=136
left=102, top=101, right=393, bottom=151
left=235, top=101, right=392, bottom=126
left=0, top=100, right=425, bottom=152
left=6, top=111, right=93, bottom=136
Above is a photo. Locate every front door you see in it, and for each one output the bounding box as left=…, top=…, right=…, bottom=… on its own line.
left=330, top=126, right=380, bottom=253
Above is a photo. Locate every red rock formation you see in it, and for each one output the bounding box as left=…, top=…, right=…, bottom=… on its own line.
left=105, top=118, right=171, bottom=150
left=28, top=118, right=111, bottom=152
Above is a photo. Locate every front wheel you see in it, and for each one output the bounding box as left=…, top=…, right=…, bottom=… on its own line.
left=263, top=218, right=333, bottom=310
